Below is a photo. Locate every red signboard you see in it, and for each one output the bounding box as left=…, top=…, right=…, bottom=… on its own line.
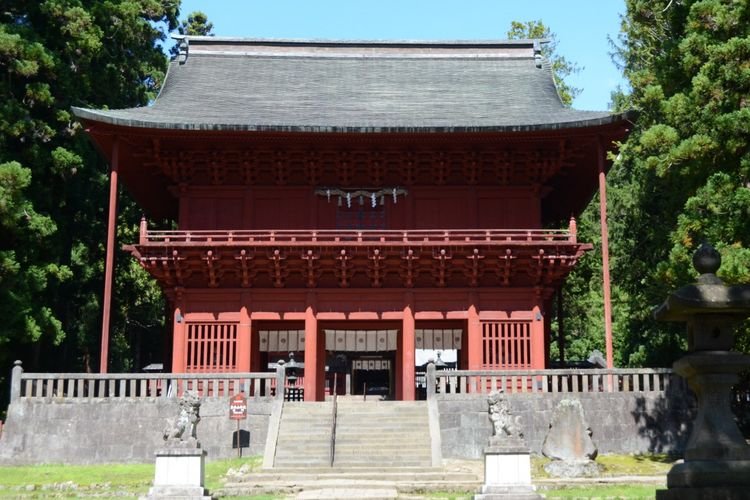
left=229, top=393, right=247, bottom=420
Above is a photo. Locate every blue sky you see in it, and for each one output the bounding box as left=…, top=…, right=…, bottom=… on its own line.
left=178, top=0, right=627, bottom=111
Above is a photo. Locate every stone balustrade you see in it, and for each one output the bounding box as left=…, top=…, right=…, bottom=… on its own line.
left=9, top=360, right=284, bottom=402
left=426, top=365, right=682, bottom=399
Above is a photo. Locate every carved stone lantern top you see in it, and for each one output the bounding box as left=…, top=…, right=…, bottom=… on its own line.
left=654, top=243, right=750, bottom=351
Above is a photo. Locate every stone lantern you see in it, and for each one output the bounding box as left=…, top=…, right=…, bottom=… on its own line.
left=654, top=243, right=750, bottom=499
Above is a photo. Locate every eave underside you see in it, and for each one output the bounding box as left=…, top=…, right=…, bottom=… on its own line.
left=81, top=122, right=630, bottom=223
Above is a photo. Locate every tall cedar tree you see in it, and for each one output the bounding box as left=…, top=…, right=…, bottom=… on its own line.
left=0, top=1, right=180, bottom=408
left=581, top=0, right=750, bottom=366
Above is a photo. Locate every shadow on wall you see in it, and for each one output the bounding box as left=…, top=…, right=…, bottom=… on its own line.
left=631, top=380, right=695, bottom=455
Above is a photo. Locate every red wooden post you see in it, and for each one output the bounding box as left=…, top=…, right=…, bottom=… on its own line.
left=303, top=305, right=319, bottom=401
left=598, top=140, right=614, bottom=371
left=237, top=306, right=251, bottom=372
left=467, top=304, right=482, bottom=370
left=530, top=306, right=546, bottom=369
left=100, top=137, right=119, bottom=373
left=569, top=216, right=577, bottom=243
left=139, top=216, right=147, bottom=245
left=401, top=301, right=415, bottom=401
left=172, top=306, right=187, bottom=373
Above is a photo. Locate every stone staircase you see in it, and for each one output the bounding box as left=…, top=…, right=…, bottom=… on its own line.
left=218, top=466, right=481, bottom=498
left=273, top=401, right=333, bottom=468
left=227, top=399, right=480, bottom=498
left=333, top=400, right=433, bottom=468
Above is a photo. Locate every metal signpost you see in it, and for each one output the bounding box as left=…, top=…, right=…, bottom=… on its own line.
left=229, top=393, right=247, bottom=457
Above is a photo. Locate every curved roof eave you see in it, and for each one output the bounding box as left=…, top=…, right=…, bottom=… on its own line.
left=72, top=107, right=635, bottom=135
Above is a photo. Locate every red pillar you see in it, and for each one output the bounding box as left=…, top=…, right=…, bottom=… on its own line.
left=530, top=305, right=546, bottom=369
left=100, top=137, right=119, bottom=373
left=171, top=303, right=187, bottom=373
left=237, top=306, right=251, bottom=372
left=401, top=301, right=415, bottom=401
left=303, top=305, right=320, bottom=401
left=467, top=304, right=482, bottom=369
left=598, top=140, right=614, bottom=370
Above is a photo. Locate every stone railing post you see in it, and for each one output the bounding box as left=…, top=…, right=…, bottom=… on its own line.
left=10, top=360, right=23, bottom=402
left=275, top=360, right=286, bottom=401
left=426, top=362, right=436, bottom=400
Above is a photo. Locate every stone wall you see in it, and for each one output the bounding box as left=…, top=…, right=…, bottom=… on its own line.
left=438, top=385, right=695, bottom=459
left=0, top=384, right=695, bottom=464
left=0, top=397, right=273, bottom=465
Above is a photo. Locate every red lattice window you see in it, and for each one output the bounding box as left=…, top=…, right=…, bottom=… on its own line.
left=482, top=320, right=532, bottom=369
left=186, top=322, right=238, bottom=372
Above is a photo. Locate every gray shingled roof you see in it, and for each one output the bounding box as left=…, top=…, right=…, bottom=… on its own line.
left=73, top=39, right=619, bottom=132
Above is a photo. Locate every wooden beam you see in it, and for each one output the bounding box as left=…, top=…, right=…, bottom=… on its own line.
left=598, top=139, right=614, bottom=370
left=100, top=137, right=119, bottom=373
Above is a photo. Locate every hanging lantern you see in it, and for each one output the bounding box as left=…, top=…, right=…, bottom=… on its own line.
left=346, top=192, right=352, bottom=208
left=326, top=189, right=331, bottom=202
left=392, top=188, right=397, bottom=204
left=371, top=193, right=377, bottom=208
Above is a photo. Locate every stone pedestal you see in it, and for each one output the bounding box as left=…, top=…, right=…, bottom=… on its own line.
left=653, top=244, right=750, bottom=500
left=474, top=441, right=541, bottom=500
left=655, top=352, right=750, bottom=500
left=141, top=448, right=212, bottom=499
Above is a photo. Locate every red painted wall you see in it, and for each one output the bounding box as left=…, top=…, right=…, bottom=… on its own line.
left=178, top=186, right=541, bottom=230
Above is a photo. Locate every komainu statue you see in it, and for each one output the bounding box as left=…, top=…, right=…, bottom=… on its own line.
left=163, top=390, right=202, bottom=448
left=487, top=390, right=524, bottom=445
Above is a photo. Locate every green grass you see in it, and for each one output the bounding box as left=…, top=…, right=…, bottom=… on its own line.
left=541, top=484, right=659, bottom=498
left=531, top=453, right=674, bottom=479
left=0, top=454, right=671, bottom=498
left=0, top=456, right=262, bottom=498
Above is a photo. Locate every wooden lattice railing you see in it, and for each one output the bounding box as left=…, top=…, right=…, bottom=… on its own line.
left=139, top=226, right=576, bottom=246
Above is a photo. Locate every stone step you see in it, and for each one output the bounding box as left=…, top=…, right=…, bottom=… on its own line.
left=245, top=469, right=479, bottom=481
left=217, top=477, right=481, bottom=498
left=333, top=441, right=430, bottom=448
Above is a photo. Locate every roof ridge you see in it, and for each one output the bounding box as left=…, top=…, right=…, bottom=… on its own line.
left=173, top=35, right=548, bottom=48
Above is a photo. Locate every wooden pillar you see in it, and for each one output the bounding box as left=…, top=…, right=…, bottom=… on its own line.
left=598, top=140, right=614, bottom=369
left=100, top=137, right=119, bottom=373
left=171, top=290, right=187, bottom=373
left=237, top=306, right=252, bottom=372
left=531, top=305, right=546, bottom=369
left=557, top=287, right=565, bottom=364
left=401, top=297, right=416, bottom=401
left=303, top=304, right=320, bottom=401
left=467, top=303, right=482, bottom=370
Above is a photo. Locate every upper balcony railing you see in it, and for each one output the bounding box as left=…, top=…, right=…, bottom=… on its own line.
left=138, top=217, right=579, bottom=247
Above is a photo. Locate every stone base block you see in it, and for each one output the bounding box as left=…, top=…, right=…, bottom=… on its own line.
left=474, top=485, right=542, bottom=500
left=141, top=447, right=211, bottom=499
left=543, top=459, right=602, bottom=478
left=666, top=460, right=750, bottom=488
left=142, top=485, right=212, bottom=499
left=656, top=486, right=750, bottom=500
left=484, top=451, right=531, bottom=486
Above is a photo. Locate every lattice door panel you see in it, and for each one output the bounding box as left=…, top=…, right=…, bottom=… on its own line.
left=186, top=322, right=238, bottom=372
left=482, top=320, right=532, bottom=370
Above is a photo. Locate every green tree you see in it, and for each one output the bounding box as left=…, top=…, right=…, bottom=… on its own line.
left=177, top=10, right=214, bottom=36
left=604, top=0, right=750, bottom=365
left=0, top=0, right=180, bottom=394
left=507, top=20, right=582, bottom=106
